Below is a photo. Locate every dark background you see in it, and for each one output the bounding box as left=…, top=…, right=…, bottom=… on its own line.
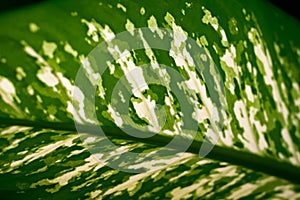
left=0, top=0, right=299, bottom=22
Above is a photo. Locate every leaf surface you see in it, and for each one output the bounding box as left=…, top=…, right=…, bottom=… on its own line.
left=0, top=0, right=300, bottom=199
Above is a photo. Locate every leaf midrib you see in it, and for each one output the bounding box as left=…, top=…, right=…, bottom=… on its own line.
left=1, top=117, right=300, bottom=185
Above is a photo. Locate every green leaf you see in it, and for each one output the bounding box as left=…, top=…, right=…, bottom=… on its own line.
left=0, top=0, right=300, bottom=199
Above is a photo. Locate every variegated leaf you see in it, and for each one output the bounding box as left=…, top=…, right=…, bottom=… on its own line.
left=0, top=0, right=299, bottom=199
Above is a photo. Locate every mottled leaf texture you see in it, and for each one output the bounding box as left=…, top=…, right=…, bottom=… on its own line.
left=0, top=0, right=300, bottom=199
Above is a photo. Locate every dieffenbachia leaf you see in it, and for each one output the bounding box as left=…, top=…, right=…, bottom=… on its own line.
left=0, top=0, right=299, bottom=198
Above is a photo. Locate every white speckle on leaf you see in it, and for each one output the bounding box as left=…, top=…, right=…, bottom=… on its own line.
left=125, top=19, right=135, bottom=36
left=192, top=105, right=209, bottom=123
left=147, top=16, right=163, bottom=38
left=29, top=22, right=39, bottom=33
left=57, top=72, right=74, bottom=97
left=16, top=67, right=26, bottom=81
left=64, top=42, right=78, bottom=57
left=70, top=11, right=78, bottom=16
left=41, top=155, right=102, bottom=192
left=1, top=127, right=30, bottom=138
left=37, top=66, right=59, bottom=87
left=0, top=58, right=6, bottom=63
left=103, top=154, right=192, bottom=197
left=281, top=128, right=299, bottom=164
left=140, top=7, right=145, bottom=15
left=0, top=77, right=16, bottom=104
left=228, top=177, right=276, bottom=199
left=118, top=90, right=126, bottom=103
left=248, top=28, right=288, bottom=123
left=81, top=19, right=99, bottom=42
left=274, top=185, right=300, bottom=199
left=165, top=13, right=188, bottom=47
left=27, top=85, right=34, bottom=95
left=249, top=107, right=267, bottom=151
left=36, top=95, right=43, bottom=103
left=138, top=29, right=162, bottom=70
left=106, top=61, right=115, bottom=74
left=42, top=41, right=57, bottom=59
left=22, top=41, right=45, bottom=63
left=220, top=29, right=229, bottom=46
left=185, top=2, right=192, bottom=7
left=83, top=137, right=96, bottom=144
left=201, top=7, right=218, bottom=30
left=198, top=35, right=208, bottom=46
left=107, top=46, right=148, bottom=96
left=228, top=83, right=235, bottom=94
left=72, top=86, right=96, bottom=124
left=171, top=180, right=204, bottom=200
left=99, top=24, right=115, bottom=42
left=234, top=100, right=258, bottom=152
left=79, top=55, right=105, bottom=99
left=245, top=85, right=254, bottom=102
left=132, top=96, right=160, bottom=132
left=165, top=96, right=175, bottom=115
left=221, top=47, right=238, bottom=77
left=67, top=101, right=82, bottom=124
left=164, top=12, right=175, bottom=25
left=117, top=3, right=126, bottom=12
left=181, top=9, right=185, bottom=15
left=107, top=104, right=123, bottom=126
left=11, top=136, right=77, bottom=168
left=125, top=67, right=148, bottom=96
left=90, top=190, right=102, bottom=199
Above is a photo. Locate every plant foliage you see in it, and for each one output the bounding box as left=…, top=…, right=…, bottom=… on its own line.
left=0, top=0, right=300, bottom=199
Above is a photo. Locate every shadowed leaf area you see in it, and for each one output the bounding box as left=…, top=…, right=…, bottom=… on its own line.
left=0, top=0, right=300, bottom=199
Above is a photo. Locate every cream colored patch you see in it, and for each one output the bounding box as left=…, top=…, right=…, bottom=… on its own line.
left=42, top=41, right=57, bottom=59
left=228, top=177, right=276, bottom=199
left=248, top=28, right=288, bottom=123
left=0, top=77, right=17, bottom=104
left=0, top=58, right=7, bottom=63
left=147, top=15, right=163, bottom=38
left=79, top=55, right=105, bottom=99
left=249, top=107, right=267, bottom=151
left=107, top=104, right=123, bottom=126
left=201, top=7, right=218, bottom=30
left=125, top=19, right=135, bottom=36
left=29, top=22, right=39, bottom=33
left=16, top=67, right=26, bottom=81
left=34, top=155, right=103, bottom=193
left=234, top=100, right=258, bottom=152
left=117, top=3, right=126, bottom=12
left=81, top=19, right=99, bottom=42
left=132, top=95, right=160, bottom=132
left=64, top=42, right=78, bottom=57
left=104, top=154, right=192, bottom=197
left=11, top=136, right=77, bottom=168
left=57, top=72, right=74, bottom=97
left=27, top=85, right=34, bottom=95
left=37, top=66, right=59, bottom=87
left=70, top=11, right=78, bottom=16
left=245, top=85, right=254, bottom=102
left=140, top=7, right=145, bottom=15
